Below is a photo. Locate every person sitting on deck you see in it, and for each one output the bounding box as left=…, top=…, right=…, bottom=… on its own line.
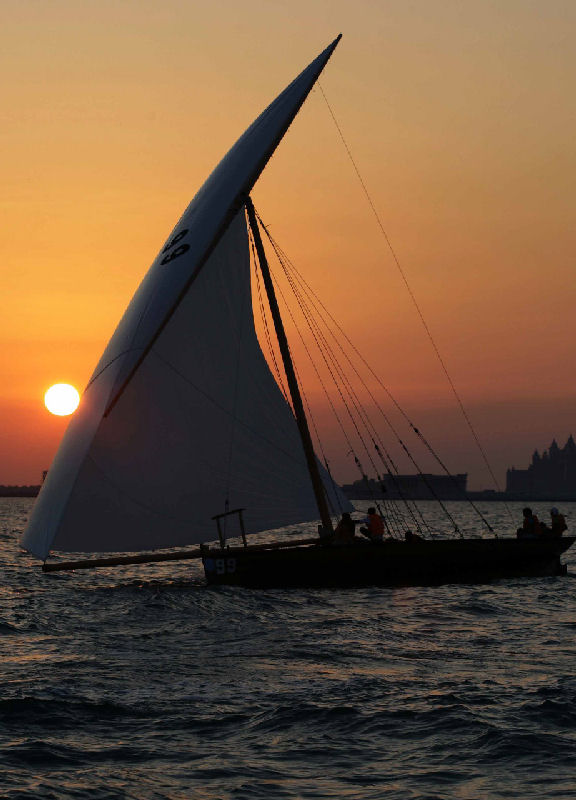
left=549, top=507, right=567, bottom=537
left=517, top=507, right=542, bottom=539
left=333, top=512, right=356, bottom=544
left=405, top=530, right=424, bottom=543
left=359, top=507, right=385, bottom=542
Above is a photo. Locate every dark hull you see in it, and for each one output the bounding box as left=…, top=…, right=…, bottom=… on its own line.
left=202, top=536, right=575, bottom=588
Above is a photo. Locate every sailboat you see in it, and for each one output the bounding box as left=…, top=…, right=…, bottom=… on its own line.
left=22, top=35, right=574, bottom=587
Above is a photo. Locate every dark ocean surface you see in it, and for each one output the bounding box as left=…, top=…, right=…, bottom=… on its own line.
left=1, top=498, right=576, bottom=800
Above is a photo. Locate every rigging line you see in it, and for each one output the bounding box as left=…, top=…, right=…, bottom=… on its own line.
left=395, top=436, right=462, bottom=536
left=269, top=247, right=408, bottom=538
left=259, top=222, right=440, bottom=536
left=261, top=224, right=438, bottom=537
left=380, top=496, right=408, bottom=539
left=274, top=286, right=429, bottom=536
left=260, top=222, right=416, bottom=434
left=282, top=245, right=490, bottom=533
left=253, top=257, right=342, bottom=522
left=269, top=262, right=356, bottom=455
left=293, top=253, right=489, bottom=534
left=264, top=227, right=388, bottom=480
left=411, top=428, right=494, bottom=534
left=255, top=234, right=356, bottom=521
left=278, top=250, right=383, bottom=480
left=261, top=227, right=493, bottom=534
left=317, top=82, right=511, bottom=515
left=371, top=469, right=413, bottom=531
left=353, top=457, right=401, bottom=538
left=282, top=247, right=461, bottom=535
left=251, top=232, right=339, bottom=517
left=267, top=255, right=379, bottom=507
left=285, top=249, right=425, bottom=474
left=259, top=216, right=456, bottom=539
left=372, top=444, right=429, bottom=536
left=378, top=464, right=433, bottom=538
left=365, top=471, right=407, bottom=537
left=259, top=215, right=428, bottom=461
left=292, top=293, right=422, bottom=531
left=294, top=314, right=403, bottom=536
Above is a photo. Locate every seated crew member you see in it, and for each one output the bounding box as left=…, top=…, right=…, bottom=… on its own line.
left=405, top=530, right=424, bottom=543
left=359, top=507, right=385, bottom=542
left=550, top=507, right=567, bottom=537
left=517, top=507, right=541, bottom=539
left=333, top=512, right=356, bottom=544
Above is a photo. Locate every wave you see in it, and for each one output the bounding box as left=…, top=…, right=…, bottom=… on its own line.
left=0, top=696, right=151, bottom=728
left=0, top=620, right=20, bottom=635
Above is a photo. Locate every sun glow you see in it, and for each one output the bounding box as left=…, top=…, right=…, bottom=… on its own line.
left=44, top=384, right=80, bottom=416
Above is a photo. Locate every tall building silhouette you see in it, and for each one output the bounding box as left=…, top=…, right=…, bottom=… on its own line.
left=506, top=435, right=576, bottom=498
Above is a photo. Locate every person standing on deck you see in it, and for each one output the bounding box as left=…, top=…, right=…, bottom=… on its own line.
left=359, top=507, right=385, bottom=542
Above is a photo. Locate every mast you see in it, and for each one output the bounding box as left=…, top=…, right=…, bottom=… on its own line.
left=245, top=196, right=333, bottom=533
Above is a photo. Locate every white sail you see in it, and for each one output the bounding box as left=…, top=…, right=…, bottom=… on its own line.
left=24, top=210, right=350, bottom=558
left=22, top=36, right=350, bottom=560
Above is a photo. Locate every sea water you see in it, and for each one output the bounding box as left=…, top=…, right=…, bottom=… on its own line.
left=1, top=498, right=575, bottom=800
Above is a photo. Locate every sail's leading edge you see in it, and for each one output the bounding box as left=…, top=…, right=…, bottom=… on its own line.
left=23, top=36, right=349, bottom=560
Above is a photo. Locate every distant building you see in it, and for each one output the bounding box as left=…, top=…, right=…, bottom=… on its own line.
left=506, top=435, right=576, bottom=498
left=342, top=473, right=467, bottom=501
left=0, top=485, right=40, bottom=497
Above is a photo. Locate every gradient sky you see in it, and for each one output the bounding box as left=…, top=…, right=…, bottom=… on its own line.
left=2, top=0, right=575, bottom=489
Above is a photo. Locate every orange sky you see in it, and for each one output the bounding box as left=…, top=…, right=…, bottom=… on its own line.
left=2, top=0, right=575, bottom=489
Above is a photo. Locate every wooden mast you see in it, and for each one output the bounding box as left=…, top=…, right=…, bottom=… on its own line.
left=245, top=196, right=333, bottom=534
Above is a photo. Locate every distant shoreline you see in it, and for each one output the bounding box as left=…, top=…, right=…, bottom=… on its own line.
left=3, top=486, right=576, bottom=503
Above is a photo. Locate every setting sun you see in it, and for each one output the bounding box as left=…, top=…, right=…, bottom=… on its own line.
left=44, top=384, right=80, bottom=416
